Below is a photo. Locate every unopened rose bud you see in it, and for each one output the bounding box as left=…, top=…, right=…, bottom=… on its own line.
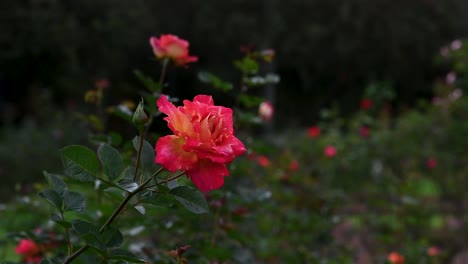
left=132, top=99, right=148, bottom=129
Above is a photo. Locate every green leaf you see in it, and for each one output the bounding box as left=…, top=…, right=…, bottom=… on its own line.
left=63, top=191, right=86, bottom=212
left=169, top=186, right=209, bottom=214
left=60, top=145, right=100, bottom=181
left=239, top=94, right=265, bottom=108
left=100, top=226, right=123, bottom=248
left=72, top=219, right=99, bottom=236
left=72, top=219, right=105, bottom=250
left=198, top=71, right=233, bottom=91
left=117, top=179, right=138, bottom=192
left=139, top=191, right=174, bottom=208
left=132, top=136, right=155, bottom=171
left=39, top=189, right=63, bottom=209
left=234, top=57, right=259, bottom=74
left=98, top=144, right=123, bottom=181
left=108, top=249, right=146, bottom=263
left=50, top=213, right=72, bottom=228
left=134, top=69, right=161, bottom=92
left=40, top=259, right=54, bottom=264
left=132, top=205, right=146, bottom=215
left=43, top=171, right=68, bottom=195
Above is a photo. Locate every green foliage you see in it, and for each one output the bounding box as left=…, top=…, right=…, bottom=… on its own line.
left=169, top=186, right=209, bottom=214
left=61, top=145, right=100, bottom=181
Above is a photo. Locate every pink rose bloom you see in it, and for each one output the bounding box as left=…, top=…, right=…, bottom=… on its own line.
left=15, top=239, right=40, bottom=258
left=155, top=95, right=246, bottom=191
left=324, top=145, right=337, bottom=157
left=149, top=34, right=198, bottom=66
left=426, top=158, right=437, bottom=169
left=258, top=101, right=274, bottom=121
left=307, top=126, right=321, bottom=138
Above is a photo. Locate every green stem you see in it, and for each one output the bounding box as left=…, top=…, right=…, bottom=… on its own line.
left=144, top=171, right=185, bottom=189
left=159, top=58, right=170, bottom=90
left=133, top=131, right=144, bottom=181
left=61, top=210, right=73, bottom=257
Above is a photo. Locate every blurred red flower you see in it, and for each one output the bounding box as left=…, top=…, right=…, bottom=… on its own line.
left=360, top=98, right=373, bottom=110
left=426, top=158, right=437, bottom=169
left=359, top=126, right=370, bottom=138
left=257, top=155, right=271, bottom=167
left=307, top=126, right=321, bottom=138
left=288, top=160, right=299, bottom=171
left=15, top=239, right=41, bottom=263
left=387, top=252, right=405, bottom=264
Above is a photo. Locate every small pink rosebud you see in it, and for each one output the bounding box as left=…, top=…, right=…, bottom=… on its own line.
left=258, top=101, right=274, bottom=121
left=307, top=126, right=321, bottom=138
left=324, top=145, right=337, bottom=157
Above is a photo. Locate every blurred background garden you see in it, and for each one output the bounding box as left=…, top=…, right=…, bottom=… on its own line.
left=2, top=0, right=468, bottom=263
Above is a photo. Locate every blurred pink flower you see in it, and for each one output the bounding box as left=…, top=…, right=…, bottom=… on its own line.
left=258, top=101, right=274, bottom=121
left=307, top=126, right=321, bottom=138
left=451, top=39, right=462, bottom=50
left=426, top=158, right=437, bottom=169
left=324, top=145, right=337, bottom=157
left=149, top=34, right=198, bottom=66
left=446, top=72, right=457, bottom=84
left=427, top=246, right=441, bottom=257
left=440, top=46, right=450, bottom=57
